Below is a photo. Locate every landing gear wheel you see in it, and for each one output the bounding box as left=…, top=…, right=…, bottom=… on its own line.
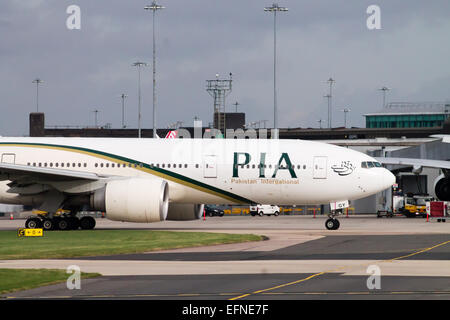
left=68, top=217, right=80, bottom=230
left=325, top=218, right=340, bottom=230
left=25, top=218, right=42, bottom=229
left=57, top=218, right=70, bottom=231
left=42, top=218, right=54, bottom=231
left=80, top=216, right=96, bottom=230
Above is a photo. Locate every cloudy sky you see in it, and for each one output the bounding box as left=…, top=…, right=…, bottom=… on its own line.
left=1, top=0, right=449, bottom=136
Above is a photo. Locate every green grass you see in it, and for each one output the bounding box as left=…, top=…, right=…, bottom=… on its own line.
left=0, top=268, right=100, bottom=294
left=0, top=230, right=263, bottom=260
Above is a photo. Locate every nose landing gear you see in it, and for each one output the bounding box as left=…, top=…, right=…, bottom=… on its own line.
left=325, top=209, right=342, bottom=230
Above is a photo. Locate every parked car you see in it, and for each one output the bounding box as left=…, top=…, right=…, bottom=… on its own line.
left=204, top=205, right=225, bottom=217
left=250, top=204, right=280, bottom=216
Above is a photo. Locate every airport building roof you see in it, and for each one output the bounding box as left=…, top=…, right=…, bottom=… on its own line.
left=364, top=102, right=450, bottom=116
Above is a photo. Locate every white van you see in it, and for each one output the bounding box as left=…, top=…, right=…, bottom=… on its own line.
left=250, top=204, right=280, bottom=216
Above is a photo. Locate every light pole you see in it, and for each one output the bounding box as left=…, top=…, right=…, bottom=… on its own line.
left=145, top=1, right=165, bottom=139
left=132, top=61, right=148, bottom=138
left=264, top=3, right=288, bottom=139
left=120, top=94, right=128, bottom=128
left=318, top=119, right=323, bottom=129
left=32, top=78, right=44, bottom=113
left=326, top=77, right=335, bottom=128
left=233, top=101, right=240, bottom=113
left=378, top=86, right=390, bottom=108
left=341, top=108, right=351, bottom=128
left=92, top=110, right=100, bottom=128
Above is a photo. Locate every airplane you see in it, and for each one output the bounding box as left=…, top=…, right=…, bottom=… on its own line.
left=0, top=137, right=395, bottom=230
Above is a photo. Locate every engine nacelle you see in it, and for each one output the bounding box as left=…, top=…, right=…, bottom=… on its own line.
left=434, top=174, right=450, bottom=201
left=166, top=203, right=204, bottom=221
left=91, top=178, right=169, bottom=223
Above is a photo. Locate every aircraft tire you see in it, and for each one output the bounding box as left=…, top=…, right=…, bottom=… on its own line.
left=80, top=216, right=96, bottom=230
left=57, top=218, right=70, bottom=231
left=42, top=218, right=54, bottom=231
left=25, top=218, right=42, bottom=229
left=68, top=217, right=80, bottom=230
left=325, top=218, right=340, bottom=230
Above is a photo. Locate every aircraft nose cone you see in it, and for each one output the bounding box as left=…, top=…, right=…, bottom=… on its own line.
left=383, top=168, right=396, bottom=189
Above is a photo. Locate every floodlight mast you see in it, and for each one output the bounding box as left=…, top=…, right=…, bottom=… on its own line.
left=264, top=3, right=288, bottom=139
left=340, top=108, right=351, bottom=128
left=120, top=94, right=128, bottom=128
left=132, top=62, right=148, bottom=138
left=326, top=77, right=335, bottom=128
left=32, top=78, right=44, bottom=113
left=145, top=1, right=165, bottom=139
left=378, top=86, right=391, bottom=108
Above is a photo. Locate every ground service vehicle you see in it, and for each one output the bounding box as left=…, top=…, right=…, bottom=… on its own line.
left=250, top=205, right=280, bottom=216
left=204, top=205, right=224, bottom=217
left=400, top=195, right=433, bottom=218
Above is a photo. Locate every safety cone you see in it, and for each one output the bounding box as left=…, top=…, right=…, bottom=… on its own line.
left=9, top=213, right=14, bottom=220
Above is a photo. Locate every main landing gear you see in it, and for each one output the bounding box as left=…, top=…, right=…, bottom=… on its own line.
left=325, top=209, right=342, bottom=230
left=25, top=214, right=96, bottom=231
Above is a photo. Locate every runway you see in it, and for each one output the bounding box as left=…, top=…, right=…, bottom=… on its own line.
left=1, top=215, right=449, bottom=300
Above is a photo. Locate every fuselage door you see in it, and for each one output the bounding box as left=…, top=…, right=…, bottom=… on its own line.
left=203, top=155, right=217, bottom=178
left=313, top=156, right=327, bottom=179
left=1, top=153, right=16, bottom=164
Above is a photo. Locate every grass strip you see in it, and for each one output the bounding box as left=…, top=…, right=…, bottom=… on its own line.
left=0, top=230, right=263, bottom=260
left=0, top=268, right=100, bottom=294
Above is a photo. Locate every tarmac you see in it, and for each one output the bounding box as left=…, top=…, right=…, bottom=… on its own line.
left=0, top=215, right=449, bottom=300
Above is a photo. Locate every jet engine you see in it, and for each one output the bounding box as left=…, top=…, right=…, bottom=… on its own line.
left=91, top=178, right=169, bottom=223
left=166, top=203, right=204, bottom=221
left=434, top=174, right=450, bottom=201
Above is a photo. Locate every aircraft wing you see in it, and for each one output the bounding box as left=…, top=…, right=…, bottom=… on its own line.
left=376, top=157, right=450, bottom=170
left=0, top=162, right=103, bottom=182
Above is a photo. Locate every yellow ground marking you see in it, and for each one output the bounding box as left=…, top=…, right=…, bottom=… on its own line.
left=229, top=238, right=450, bottom=300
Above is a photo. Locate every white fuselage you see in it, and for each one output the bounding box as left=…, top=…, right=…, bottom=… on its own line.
left=0, top=137, right=395, bottom=206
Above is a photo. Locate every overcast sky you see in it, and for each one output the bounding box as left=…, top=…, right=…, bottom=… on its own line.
left=1, top=0, right=449, bottom=136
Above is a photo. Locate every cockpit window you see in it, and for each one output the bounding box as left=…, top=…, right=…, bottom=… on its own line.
left=361, top=161, right=383, bottom=169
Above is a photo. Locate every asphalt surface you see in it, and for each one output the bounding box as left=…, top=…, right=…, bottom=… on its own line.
left=1, top=216, right=449, bottom=300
